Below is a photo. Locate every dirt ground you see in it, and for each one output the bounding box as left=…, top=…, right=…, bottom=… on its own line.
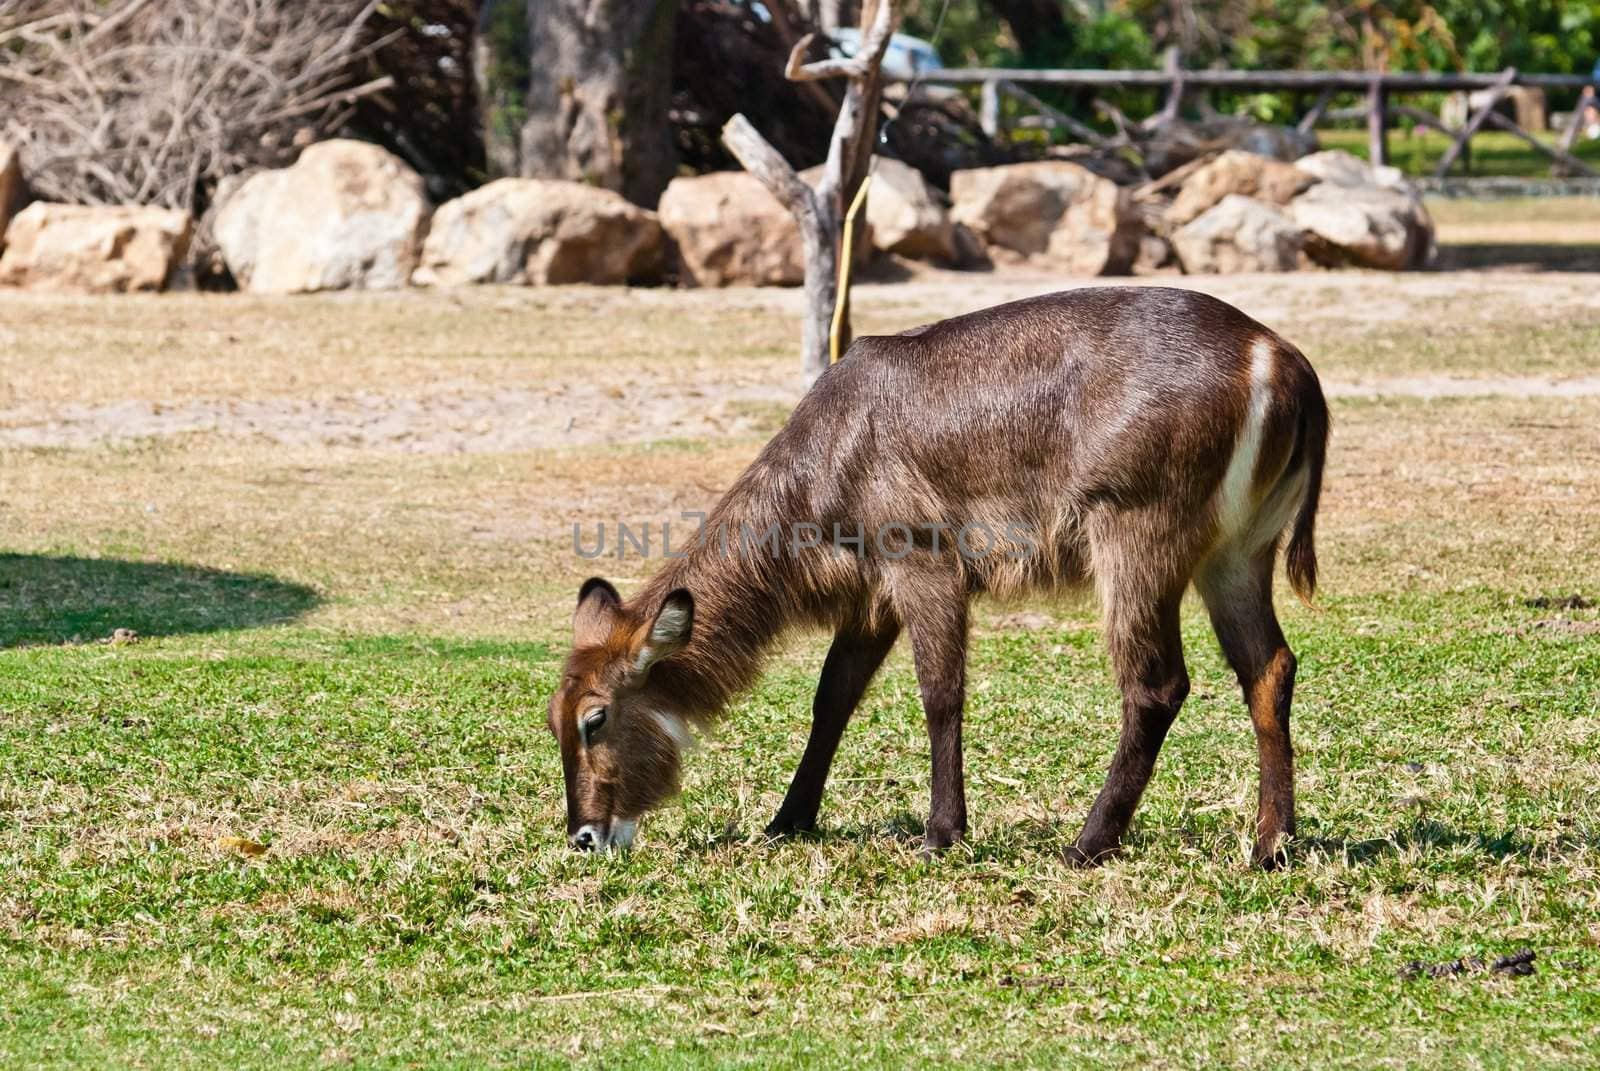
left=1, top=201, right=1597, bottom=640
left=1, top=266, right=1598, bottom=455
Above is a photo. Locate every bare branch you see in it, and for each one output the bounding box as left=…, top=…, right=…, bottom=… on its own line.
left=785, top=0, right=896, bottom=83
left=720, top=114, right=818, bottom=220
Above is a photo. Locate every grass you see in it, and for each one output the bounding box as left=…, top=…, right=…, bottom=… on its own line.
left=2, top=271, right=1599, bottom=1067
left=1320, top=127, right=1600, bottom=177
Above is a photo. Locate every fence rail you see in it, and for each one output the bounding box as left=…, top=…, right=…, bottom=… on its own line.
left=917, top=68, right=1595, bottom=92
left=906, top=61, right=1598, bottom=178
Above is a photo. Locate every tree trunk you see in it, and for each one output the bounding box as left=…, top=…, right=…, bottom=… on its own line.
left=523, top=0, right=680, bottom=208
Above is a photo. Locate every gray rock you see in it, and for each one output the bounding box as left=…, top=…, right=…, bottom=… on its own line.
left=215, top=140, right=431, bottom=293
left=949, top=161, right=1141, bottom=276
left=1172, top=195, right=1307, bottom=274
left=415, top=178, right=661, bottom=286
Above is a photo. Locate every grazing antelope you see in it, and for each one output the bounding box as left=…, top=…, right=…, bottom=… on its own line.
left=548, top=287, right=1327, bottom=867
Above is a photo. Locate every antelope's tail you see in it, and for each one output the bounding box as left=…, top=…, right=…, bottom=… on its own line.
left=1285, top=378, right=1329, bottom=605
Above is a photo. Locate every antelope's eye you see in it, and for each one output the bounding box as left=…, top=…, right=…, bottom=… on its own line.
left=582, top=707, right=608, bottom=742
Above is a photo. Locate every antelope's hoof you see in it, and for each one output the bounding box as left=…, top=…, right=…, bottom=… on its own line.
left=1064, top=841, right=1113, bottom=869
left=1252, top=837, right=1292, bottom=871
left=763, top=814, right=816, bottom=840
left=918, top=826, right=965, bottom=860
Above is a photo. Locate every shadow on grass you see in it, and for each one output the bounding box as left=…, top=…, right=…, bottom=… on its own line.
left=0, top=553, right=320, bottom=647
left=1434, top=243, right=1600, bottom=272
left=1299, top=819, right=1598, bottom=866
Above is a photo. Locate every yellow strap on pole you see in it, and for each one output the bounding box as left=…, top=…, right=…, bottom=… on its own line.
left=829, top=173, right=873, bottom=364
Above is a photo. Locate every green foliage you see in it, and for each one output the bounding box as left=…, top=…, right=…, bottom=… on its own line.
left=903, top=0, right=1600, bottom=118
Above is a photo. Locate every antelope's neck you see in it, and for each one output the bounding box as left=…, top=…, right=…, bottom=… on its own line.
left=634, top=490, right=797, bottom=718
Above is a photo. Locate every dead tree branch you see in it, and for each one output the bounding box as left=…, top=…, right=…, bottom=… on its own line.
left=722, top=0, right=899, bottom=386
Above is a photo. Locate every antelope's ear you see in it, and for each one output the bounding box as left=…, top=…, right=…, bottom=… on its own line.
left=574, top=577, right=622, bottom=647
left=634, top=589, right=694, bottom=675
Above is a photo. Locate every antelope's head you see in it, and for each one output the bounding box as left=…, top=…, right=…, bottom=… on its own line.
left=548, top=578, right=695, bottom=852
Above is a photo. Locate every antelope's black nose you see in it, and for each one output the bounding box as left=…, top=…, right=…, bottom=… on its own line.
left=570, top=827, right=597, bottom=852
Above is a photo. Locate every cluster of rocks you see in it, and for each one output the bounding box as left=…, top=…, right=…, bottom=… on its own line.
left=0, top=137, right=1434, bottom=295
left=1157, top=149, right=1436, bottom=273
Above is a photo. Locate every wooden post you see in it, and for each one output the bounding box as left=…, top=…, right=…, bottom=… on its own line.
left=1153, top=46, right=1183, bottom=127
left=980, top=78, right=1002, bottom=139
left=1297, top=87, right=1335, bottom=134
left=1433, top=67, right=1516, bottom=178
left=1366, top=76, right=1388, bottom=166
left=722, top=1, right=901, bottom=386
left=1554, top=87, right=1592, bottom=176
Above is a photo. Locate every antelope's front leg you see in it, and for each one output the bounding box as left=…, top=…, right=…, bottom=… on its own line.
left=767, top=622, right=899, bottom=837
left=906, top=597, right=969, bottom=854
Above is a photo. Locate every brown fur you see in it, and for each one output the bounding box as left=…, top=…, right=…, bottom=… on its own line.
left=549, top=286, right=1329, bottom=864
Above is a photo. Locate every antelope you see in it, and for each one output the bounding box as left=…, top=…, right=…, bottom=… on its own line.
left=548, top=286, right=1328, bottom=868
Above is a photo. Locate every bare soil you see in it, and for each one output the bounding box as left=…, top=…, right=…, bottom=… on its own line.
left=2, top=266, right=1597, bottom=454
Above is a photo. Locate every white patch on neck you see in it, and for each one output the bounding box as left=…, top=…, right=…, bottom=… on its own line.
left=1217, top=339, right=1275, bottom=540
left=650, top=708, right=696, bottom=752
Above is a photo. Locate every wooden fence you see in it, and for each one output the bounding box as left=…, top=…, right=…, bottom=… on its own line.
left=913, top=61, right=1597, bottom=178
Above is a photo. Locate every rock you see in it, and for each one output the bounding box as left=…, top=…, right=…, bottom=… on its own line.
left=948, top=161, right=1141, bottom=275
left=1293, top=149, right=1408, bottom=192
left=658, top=171, right=804, bottom=287
left=1171, top=195, right=1307, bottom=274
left=214, top=139, right=430, bottom=293
left=0, top=203, right=192, bottom=292
left=865, top=158, right=955, bottom=262
left=414, top=178, right=661, bottom=287
left=0, top=142, right=24, bottom=243
left=1288, top=182, right=1435, bottom=270
left=950, top=223, right=992, bottom=270
left=1167, top=150, right=1316, bottom=226
left=1134, top=233, right=1177, bottom=274
left=1284, top=150, right=1435, bottom=270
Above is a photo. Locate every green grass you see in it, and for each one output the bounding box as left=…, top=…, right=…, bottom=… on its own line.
left=2, top=591, right=1597, bottom=1067
left=1320, top=127, right=1600, bottom=177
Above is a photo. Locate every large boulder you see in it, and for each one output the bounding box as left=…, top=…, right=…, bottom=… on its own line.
left=214, top=139, right=430, bottom=293
left=1172, top=195, right=1307, bottom=274
left=658, top=172, right=803, bottom=287
left=0, top=203, right=192, bottom=292
left=1167, top=150, right=1316, bottom=226
left=865, top=158, right=956, bottom=262
left=948, top=161, right=1141, bottom=275
left=414, top=178, right=661, bottom=287
left=0, top=142, right=23, bottom=243
left=1288, top=180, right=1435, bottom=271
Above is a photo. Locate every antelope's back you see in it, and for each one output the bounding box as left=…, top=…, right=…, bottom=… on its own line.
left=803, top=287, right=1319, bottom=513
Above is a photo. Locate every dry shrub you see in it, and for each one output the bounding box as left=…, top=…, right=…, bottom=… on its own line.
left=0, top=0, right=395, bottom=213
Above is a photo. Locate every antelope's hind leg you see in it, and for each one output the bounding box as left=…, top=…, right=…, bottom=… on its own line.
left=1196, top=547, right=1298, bottom=869
left=1068, top=580, right=1190, bottom=867
left=766, top=621, right=900, bottom=838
